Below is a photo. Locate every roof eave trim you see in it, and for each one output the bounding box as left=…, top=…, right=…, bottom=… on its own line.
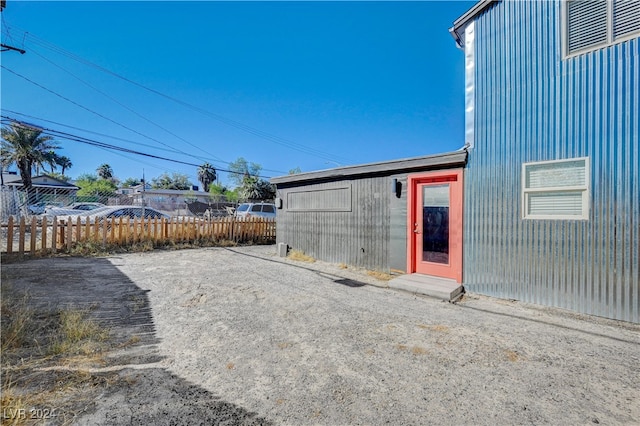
left=450, top=0, right=497, bottom=47
left=271, top=151, right=467, bottom=185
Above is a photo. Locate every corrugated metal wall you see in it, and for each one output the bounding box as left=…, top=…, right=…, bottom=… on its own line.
left=465, top=0, right=639, bottom=322
left=276, top=175, right=408, bottom=272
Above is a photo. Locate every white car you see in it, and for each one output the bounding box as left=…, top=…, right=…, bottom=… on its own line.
left=45, top=202, right=105, bottom=217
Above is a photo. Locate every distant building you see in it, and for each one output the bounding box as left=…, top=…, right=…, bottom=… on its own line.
left=129, top=188, right=211, bottom=211
left=2, top=173, right=79, bottom=198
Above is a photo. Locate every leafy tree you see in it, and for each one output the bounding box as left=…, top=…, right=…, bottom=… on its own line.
left=197, top=163, right=217, bottom=191
left=208, top=182, right=239, bottom=202
left=1, top=123, right=60, bottom=190
left=76, top=173, right=118, bottom=201
left=228, top=157, right=262, bottom=187
left=151, top=172, right=192, bottom=190
left=288, top=167, right=302, bottom=175
left=239, top=175, right=275, bottom=201
left=121, top=177, right=142, bottom=188
left=96, top=163, right=114, bottom=181
left=208, top=182, right=227, bottom=196
left=224, top=189, right=241, bottom=203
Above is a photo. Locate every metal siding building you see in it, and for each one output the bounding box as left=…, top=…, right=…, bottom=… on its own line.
left=457, top=0, right=639, bottom=322
left=273, top=0, right=638, bottom=324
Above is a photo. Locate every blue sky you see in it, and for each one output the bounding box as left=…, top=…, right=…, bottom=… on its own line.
left=1, top=1, right=474, bottom=187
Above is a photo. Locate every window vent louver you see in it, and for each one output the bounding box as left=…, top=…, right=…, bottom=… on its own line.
left=522, top=158, right=590, bottom=220
left=567, top=0, right=607, bottom=53
left=614, top=0, right=640, bottom=39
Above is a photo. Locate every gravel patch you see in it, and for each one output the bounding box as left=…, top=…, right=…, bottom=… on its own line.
left=3, top=245, right=639, bottom=425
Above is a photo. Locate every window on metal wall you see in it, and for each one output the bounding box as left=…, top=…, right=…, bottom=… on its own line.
left=522, top=157, right=590, bottom=220
left=565, top=0, right=640, bottom=56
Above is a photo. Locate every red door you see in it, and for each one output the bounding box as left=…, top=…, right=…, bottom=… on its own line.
left=407, top=169, right=463, bottom=282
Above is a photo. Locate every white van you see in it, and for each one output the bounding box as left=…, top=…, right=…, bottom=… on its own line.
left=234, top=203, right=276, bottom=219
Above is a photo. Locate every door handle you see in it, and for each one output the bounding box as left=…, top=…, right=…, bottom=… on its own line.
left=413, top=223, right=420, bottom=234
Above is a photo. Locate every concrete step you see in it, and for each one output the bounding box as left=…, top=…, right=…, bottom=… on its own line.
left=388, top=274, right=463, bottom=301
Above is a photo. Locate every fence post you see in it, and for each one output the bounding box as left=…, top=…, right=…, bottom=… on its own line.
left=93, top=217, right=100, bottom=240
left=52, top=216, right=58, bottom=253
left=75, top=216, right=82, bottom=242
left=59, top=219, right=65, bottom=248
left=84, top=217, right=91, bottom=242
left=7, top=216, right=14, bottom=254
left=66, top=217, right=72, bottom=252
left=41, top=216, right=48, bottom=255
left=18, top=216, right=25, bottom=255
left=132, top=217, right=138, bottom=243
left=102, top=218, right=108, bottom=246
left=29, top=217, right=37, bottom=253
left=153, top=217, right=158, bottom=242
left=117, top=216, right=123, bottom=244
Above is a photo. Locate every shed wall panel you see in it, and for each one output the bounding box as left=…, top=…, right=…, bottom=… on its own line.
left=389, top=175, right=408, bottom=272
left=466, top=0, right=639, bottom=322
left=276, top=177, right=396, bottom=271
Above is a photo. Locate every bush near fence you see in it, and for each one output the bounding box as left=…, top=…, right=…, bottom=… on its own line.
left=1, top=215, right=276, bottom=256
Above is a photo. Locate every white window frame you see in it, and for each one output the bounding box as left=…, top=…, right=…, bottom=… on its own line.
left=522, top=157, right=590, bottom=220
left=562, top=0, right=640, bottom=58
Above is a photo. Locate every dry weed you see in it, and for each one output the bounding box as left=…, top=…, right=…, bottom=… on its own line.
left=49, top=310, right=109, bottom=356
left=366, top=270, right=393, bottom=281
left=411, top=346, right=428, bottom=355
left=504, top=350, right=521, bottom=362
left=1, top=289, right=35, bottom=352
left=288, top=250, right=316, bottom=263
left=417, top=324, right=450, bottom=333
left=118, top=335, right=142, bottom=349
left=1, top=287, right=115, bottom=424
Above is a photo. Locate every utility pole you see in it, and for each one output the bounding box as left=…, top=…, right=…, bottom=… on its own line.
left=141, top=169, right=146, bottom=216
left=1, top=1, right=27, bottom=54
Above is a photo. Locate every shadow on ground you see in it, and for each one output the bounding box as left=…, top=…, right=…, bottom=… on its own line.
left=1, top=256, right=270, bottom=425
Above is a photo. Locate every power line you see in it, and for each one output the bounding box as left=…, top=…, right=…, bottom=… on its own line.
left=9, top=25, right=354, bottom=164
left=28, top=47, right=228, bottom=164
left=2, top=110, right=287, bottom=175
left=3, top=109, right=186, bottom=156
left=1, top=115, right=275, bottom=179
left=1, top=65, right=187, bottom=152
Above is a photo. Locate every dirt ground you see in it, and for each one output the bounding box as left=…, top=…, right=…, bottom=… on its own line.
left=2, top=245, right=639, bottom=425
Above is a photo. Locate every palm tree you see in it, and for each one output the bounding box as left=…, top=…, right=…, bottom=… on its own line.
left=57, top=156, right=73, bottom=175
left=97, top=163, right=114, bottom=181
left=1, top=123, right=60, bottom=190
left=197, top=163, right=217, bottom=191
left=45, top=150, right=62, bottom=173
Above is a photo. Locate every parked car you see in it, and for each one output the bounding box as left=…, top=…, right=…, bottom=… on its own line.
left=234, top=202, right=276, bottom=219
left=83, top=206, right=170, bottom=221
left=45, top=202, right=105, bottom=217
left=28, top=202, right=48, bottom=215
left=28, top=202, right=63, bottom=215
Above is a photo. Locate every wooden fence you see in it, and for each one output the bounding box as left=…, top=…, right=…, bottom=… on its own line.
left=1, top=215, right=276, bottom=256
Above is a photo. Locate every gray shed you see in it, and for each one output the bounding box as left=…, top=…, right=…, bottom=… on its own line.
left=271, top=151, right=467, bottom=277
